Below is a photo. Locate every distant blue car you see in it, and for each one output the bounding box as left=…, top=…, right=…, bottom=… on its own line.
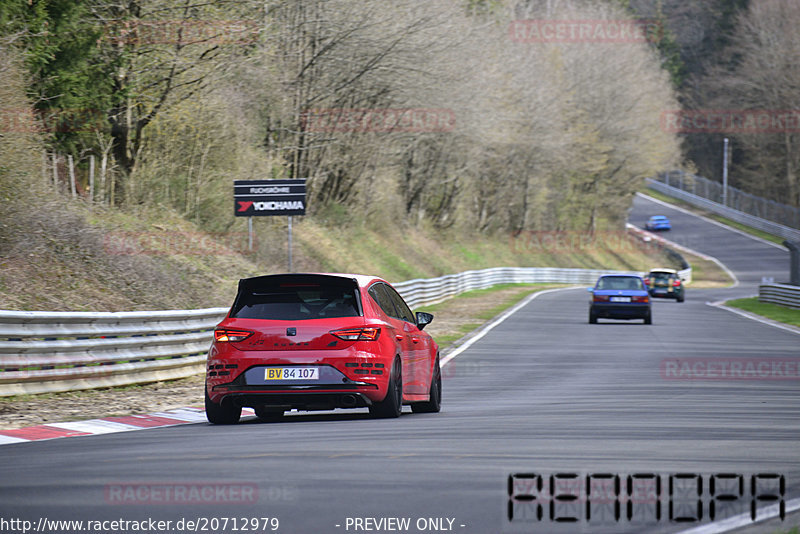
left=589, top=275, right=652, bottom=324
left=645, top=215, right=671, bottom=231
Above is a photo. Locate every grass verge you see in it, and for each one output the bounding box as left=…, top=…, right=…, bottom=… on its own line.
left=726, top=297, right=800, bottom=328
left=419, top=283, right=565, bottom=349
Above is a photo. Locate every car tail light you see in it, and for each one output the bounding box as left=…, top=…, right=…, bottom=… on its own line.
left=632, top=295, right=650, bottom=303
left=644, top=278, right=650, bottom=286
left=330, top=327, right=381, bottom=341
left=214, top=328, right=254, bottom=342
left=673, top=279, right=681, bottom=287
left=593, top=295, right=610, bottom=302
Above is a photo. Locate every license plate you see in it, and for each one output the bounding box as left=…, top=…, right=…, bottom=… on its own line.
left=265, top=367, right=319, bottom=380
left=610, top=296, right=631, bottom=302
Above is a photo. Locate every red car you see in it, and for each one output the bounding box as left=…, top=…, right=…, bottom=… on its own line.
left=205, top=273, right=441, bottom=424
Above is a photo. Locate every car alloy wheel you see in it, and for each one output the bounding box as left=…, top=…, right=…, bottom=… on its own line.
left=370, top=358, right=402, bottom=418
left=412, top=357, right=441, bottom=413
left=205, top=387, right=242, bottom=425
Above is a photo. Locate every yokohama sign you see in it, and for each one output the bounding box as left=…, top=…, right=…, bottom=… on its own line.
left=234, top=179, right=306, bottom=216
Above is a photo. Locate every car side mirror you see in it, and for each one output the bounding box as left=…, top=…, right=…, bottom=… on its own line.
left=587, top=287, right=594, bottom=292
left=416, top=311, right=434, bottom=330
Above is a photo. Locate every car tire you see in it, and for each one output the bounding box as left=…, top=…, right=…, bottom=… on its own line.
left=205, top=388, right=241, bottom=425
left=412, top=357, right=441, bottom=414
left=644, top=311, right=652, bottom=325
left=589, top=310, right=598, bottom=324
left=370, top=358, right=402, bottom=418
left=254, top=406, right=285, bottom=422
left=677, top=295, right=684, bottom=303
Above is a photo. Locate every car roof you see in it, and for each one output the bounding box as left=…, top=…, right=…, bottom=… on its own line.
left=597, top=274, right=643, bottom=279
left=648, top=268, right=677, bottom=274
left=238, top=272, right=385, bottom=289
left=649, top=215, right=669, bottom=219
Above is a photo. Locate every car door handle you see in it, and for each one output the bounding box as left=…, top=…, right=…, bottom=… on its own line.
left=411, top=337, right=419, bottom=343
left=396, top=335, right=404, bottom=341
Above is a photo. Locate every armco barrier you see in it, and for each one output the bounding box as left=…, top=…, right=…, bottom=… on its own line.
left=645, top=178, right=800, bottom=243
left=759, top=283, right=800, bottom=310
left=0, top=308, right=228, bottom=396
left=0, top=267, right=647, bottom=396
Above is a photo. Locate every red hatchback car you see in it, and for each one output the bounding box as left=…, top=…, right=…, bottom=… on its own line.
left=205, top=273, right=441, bottom=424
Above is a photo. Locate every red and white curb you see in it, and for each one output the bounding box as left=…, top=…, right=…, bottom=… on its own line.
left=0, top=407, right=254, bottom=445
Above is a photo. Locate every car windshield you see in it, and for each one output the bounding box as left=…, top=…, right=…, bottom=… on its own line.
left=231, top=276, right=361, bottom=320
left=597, top=277, right=644, bottom=290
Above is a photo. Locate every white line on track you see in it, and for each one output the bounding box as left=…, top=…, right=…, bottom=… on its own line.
left=626, top=222, right=739, bottom=288
left=707, top=300, right=800, bottom=336
left=440, top=287, right=576, bottom=368
left=678, top=497, right=800, bottom=534
left=636, top=192, right=787, bottom=250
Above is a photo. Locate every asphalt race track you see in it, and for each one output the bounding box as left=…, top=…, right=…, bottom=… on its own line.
left=0, top=195, right=797, bottom=534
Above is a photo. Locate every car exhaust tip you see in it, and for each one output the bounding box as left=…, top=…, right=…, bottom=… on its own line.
left=340, top=394, right=357, bottom=407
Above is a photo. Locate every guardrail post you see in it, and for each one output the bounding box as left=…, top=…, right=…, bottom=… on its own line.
left=784, top=241, right=800, bottom=286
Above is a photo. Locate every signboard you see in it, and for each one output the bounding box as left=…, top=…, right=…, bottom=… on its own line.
left=234, top=179, right=306, bottom=217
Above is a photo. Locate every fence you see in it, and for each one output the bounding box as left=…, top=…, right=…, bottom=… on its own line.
left=0, top=267, right=649, bottom=397
left=655, top=171, right=800, bottom=230
left=646, top=178, right=800, bottom=243
left=759, top=283, right=800, bottom=310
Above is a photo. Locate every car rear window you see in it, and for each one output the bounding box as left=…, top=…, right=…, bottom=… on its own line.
left=230, top=276, right=361, bottom=320
left=597, top=277, right=644, bottom=290
left=650, top=272, right=673, bottom=281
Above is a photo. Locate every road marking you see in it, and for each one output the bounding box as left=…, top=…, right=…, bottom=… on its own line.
left=626, top=222, right=739, bottom=288
left=441, top=287, right=576, bottom=368
left=708, top=301, right=800, bottom=336
left=678, top=497, right=800, bottom=534
left=636, top=192, right=787, bottom=250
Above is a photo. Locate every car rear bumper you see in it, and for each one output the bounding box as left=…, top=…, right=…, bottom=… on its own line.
left=650, top=289, right=682, bottom=299
left=591, top=303, right=650, bottom=319
left=215, top=390, right=374, bottom=410
left=206, top=347, right=392, bottom=405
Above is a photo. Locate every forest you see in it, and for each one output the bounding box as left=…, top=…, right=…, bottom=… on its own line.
left=0, top=0, right=796, bottom=310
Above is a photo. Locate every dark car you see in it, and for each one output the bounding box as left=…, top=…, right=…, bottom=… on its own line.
left=589, top=275, right=652, bottom=324
left=645, top=215, right=672, bottom=231
left=205, top=273, right=441, bottom=424
left=645, top=268, right=685, bottom=302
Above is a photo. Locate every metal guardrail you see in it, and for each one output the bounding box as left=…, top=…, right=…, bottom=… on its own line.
left=655, top=171, right=800, bottom=230
left=646, top=178, right=800, bottom=243
left=759, top=283, right=800, bottom=310
left=0, top=267, right=651, bottom=397
left=0, top=309, right=228, bottom=396
left=394, top=267, right=643, bottom=308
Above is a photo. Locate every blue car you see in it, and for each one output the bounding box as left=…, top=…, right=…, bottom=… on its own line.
left=589, top=275, right=652, bottom=324
left=645, top=215, right=671, bottom=231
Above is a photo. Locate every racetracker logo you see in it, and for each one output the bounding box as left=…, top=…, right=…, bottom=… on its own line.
left=103, top=231, right=252, bottom=256
left=660, top=358, right=800, bottom=380
left=0, top=108, right=105, bottom=134
left=101, top=20, right=260, bottom=46
left=509, top=19, right=663, bottom=43
left=301, top=108, right=456, bottom=133
left=661, top=110, right=800, bottom=134
left=104, top=483, right=258, bottom=504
